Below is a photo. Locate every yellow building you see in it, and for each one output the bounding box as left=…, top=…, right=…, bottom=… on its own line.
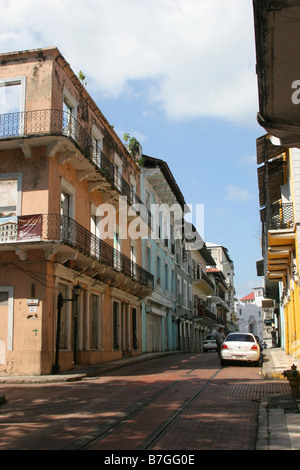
left=253, top=1, right=300, bottom=360
left=257, top=135, right=300, bottom=359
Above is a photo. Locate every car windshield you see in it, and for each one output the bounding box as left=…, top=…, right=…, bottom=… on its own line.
left=226, top=334, right=254, bottom=343
left=205, top=336, right=215, bottom=340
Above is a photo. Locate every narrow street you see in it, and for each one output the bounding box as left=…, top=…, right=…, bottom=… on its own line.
left=0, top=352, right=290, bottom=451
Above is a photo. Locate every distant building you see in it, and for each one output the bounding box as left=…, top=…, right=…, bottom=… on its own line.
left=235, top=287, right=264, bottom=341
left=206, top=243, right=236, bottom=332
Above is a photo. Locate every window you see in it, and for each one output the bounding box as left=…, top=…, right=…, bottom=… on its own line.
left=156, top=255, right=161, bottom=285
left=0, top=76, right=26, bottom=137
left=60, top=178, right=75, bottom=219
left=60, top=179, right=76, bottom=245
left=146, top=246, right=152, bottom=272
left=171, top=269, right=175, bottom=294
left=131, top=242, right=137, bottom=279
left=132, top=307, right=138, bottom=350
left=0, top=175, right=21, bottom=218
left=91, top=294, right=100, bottom=350
left=146, top=191, right=150, bottom=211
left=91, top=125, right=103, bottom=168
left=58, top=283, right=69, bottom=350
left=113, top=301, right=120, bottom=350
left=114, top=154, right=123, bottom=192
left=90, top=204, right=102, bottom=258
left=177, top=275, right=182, bottom=304
left=62, top=87, right=78, bottom=139
left=189, top=285, right=192, bottom=309
left=183, top=280, right=187, bottom=307
left=114, top=229, right=121, bottom=270
left=226, top=334, right=255, bottom=343
left=0, top=173, right=22, bottom=242
left=165, top=263, right=169, bottom=291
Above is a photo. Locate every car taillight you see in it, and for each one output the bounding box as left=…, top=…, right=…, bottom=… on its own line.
left=221, top=344, right=228, bottom=349
left=251, top=345, right=258, bottom=350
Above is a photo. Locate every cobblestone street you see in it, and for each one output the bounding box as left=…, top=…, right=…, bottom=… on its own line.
left=0, top=352, right=290, bottom=451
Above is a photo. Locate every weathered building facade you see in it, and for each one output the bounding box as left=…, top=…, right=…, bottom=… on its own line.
left=206, top=243, right=236, bottom=332
left=256, top=134, right=300, bottom=356
left=253, top=0, right=300, bottom=359
left=140, top=155, right=184, bottom=352
left=0, top=48, right=153, bottom=375
left=190, top=238, right=217, bottom=350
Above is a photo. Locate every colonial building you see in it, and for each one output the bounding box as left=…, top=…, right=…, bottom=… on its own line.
left=253, top=0, right=300, bottom=360
left=190, top=237, right=217, bottom=351
left=140, top=154, right=188, bottom=352
left=206, top=243, right=236, bottom=332
left=256, top=134, right=300, bottom=356
left=0, top=48, right=153, bottom=375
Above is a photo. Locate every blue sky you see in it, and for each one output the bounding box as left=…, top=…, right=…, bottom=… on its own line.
left=0, top=0, right=264, bottom=299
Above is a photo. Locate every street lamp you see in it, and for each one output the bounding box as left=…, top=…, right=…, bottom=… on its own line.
left=51, top=283, right=81, bottom=374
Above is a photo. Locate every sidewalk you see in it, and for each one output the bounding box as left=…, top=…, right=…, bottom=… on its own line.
left=257, top=347, right=300, bottom=450
left=0, top=351, right=183, bottom=410
left=0, top=350, right=182, bottom=384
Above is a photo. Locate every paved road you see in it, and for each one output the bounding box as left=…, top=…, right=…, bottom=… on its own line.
left=0, top=352, right=290, bottom=451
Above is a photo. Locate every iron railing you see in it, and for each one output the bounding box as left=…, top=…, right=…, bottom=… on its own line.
left=192, top=267, right=214, bottom=291
left=0, top=214, right=154, bottom=289
left=193, top=303, right=216, bottom=322
left=0, top=110, right=150, bottom=222
left=269, top=201, right=294, bottom=230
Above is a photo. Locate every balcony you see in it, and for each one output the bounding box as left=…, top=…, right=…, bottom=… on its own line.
left=0, top=214, right=154, bottom=294
left=193, top=303, right=216, bottom=324
left=0, top=110, right=150, bottom=224
left=267, top=202, right=296, bottom=281
left=269, top=201, right=294, bottom=231
left=192, top=268, right=214, bottom=296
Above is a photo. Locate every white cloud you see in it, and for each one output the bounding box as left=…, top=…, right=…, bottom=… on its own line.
left=0, top=0, right=258, bottom=125
left=238, top=155, right=256, bottom=166
left=225, top=185, right=253, bottom=202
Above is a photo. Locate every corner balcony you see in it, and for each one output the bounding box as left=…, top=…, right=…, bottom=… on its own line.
left=0, top=110, right=151, bottom=225
left=0, top=214, right=154, bottom=297
left=267, top=201, right=296, bottom=280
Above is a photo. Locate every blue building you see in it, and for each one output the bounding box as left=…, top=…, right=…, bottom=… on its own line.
left=140, top=155, right=186, bottom=352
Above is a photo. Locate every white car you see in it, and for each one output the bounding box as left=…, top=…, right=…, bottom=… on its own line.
left=220, top=332, right=261, bottom=366
left=203, top=335, right=217, bottom=352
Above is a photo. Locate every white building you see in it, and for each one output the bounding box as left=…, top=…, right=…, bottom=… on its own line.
left=235, top=287, right=264, bottom=341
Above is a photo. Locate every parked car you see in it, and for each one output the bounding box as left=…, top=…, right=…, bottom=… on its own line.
left=220, top=332, right=261, bottom=366
left=203, top=335, right=217, bottom=352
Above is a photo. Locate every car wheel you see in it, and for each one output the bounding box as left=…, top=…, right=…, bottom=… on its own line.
left=221, top=359, right=227, bottom=366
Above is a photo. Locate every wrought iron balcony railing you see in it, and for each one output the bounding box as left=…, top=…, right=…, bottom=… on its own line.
left=269, top=201, right=294, bottom=230
left=192, top=267, right=214, bottom=291
left=0, top=214, right=154, bottom=289
left=0, top=110, right=149, bottom=222
left=193, top=303, right=216, bottom=322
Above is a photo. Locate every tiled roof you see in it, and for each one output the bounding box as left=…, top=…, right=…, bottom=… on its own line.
left=240, top=292, right=255, bottom=301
